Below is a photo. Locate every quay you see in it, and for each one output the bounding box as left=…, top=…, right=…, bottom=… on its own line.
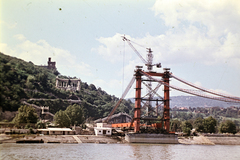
left=1, top=133, right=240, bottom=145
left=125, top=133, right=179, bottom=144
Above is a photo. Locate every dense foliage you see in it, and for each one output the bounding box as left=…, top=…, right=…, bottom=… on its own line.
left=170, top=119, right=181, bottom=132
left=193, top=117, right=205, bottom=132
left=0, top=52, right=60, bottom=111
left=0, top=52, right=134, bottom=121
left=182, top=121, right=193, bottom=136
left=219, top=120, right=237, bottom=134
left=170, top=106, right=240, bottom=133
left=203, top=116, right=217, bottom=133
left=171, top=116, right=218, bottom=134
left=12, top=105, right=38, bottom=124
left=54, top=104, right=84, bottom=127
left=172, top=106, right=240, bottom=120
left=170, top=116, right=239, bottom=134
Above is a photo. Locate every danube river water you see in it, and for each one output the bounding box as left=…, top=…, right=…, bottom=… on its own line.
left=1, top=143, right=240, bottom=160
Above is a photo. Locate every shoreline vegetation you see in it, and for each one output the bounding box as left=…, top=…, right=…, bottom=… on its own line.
left=1, top=51, right=240, bottom=146
left=1, top=134, right=240, bottom=145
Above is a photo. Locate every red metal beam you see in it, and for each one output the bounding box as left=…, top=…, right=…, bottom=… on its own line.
left=134, top=69, right=142, bottom=132
left=144, top=72, right=164, bottom=77
left=163, top=70, right=170, bottom=132
left=134, top=69, right=171, bottom=133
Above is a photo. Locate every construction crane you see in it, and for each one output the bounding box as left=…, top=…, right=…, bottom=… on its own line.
left=122, top=36, right=161, bottom=116
left=122, top=36, right=161, bottom=71
left=105, top=36, right=161, bottom=123
left=104, top=77, right=135, bottom=123
left=102, top=36, right=240, bottom=134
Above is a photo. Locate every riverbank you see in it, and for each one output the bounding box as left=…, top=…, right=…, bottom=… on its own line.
left=1, top=134, right=240, bottom=145
left=0, top=134, right=125, bottom=144
left=178, top=134, right=240, bottom=145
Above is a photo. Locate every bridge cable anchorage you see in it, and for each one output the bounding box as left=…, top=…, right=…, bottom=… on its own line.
left=141, top=71, right=240, bottom=103
left=170, top=74, right=240, bottom=101
left=105, top=76, right=135, bottom=123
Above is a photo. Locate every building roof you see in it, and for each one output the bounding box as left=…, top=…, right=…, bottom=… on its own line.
left=48, top=128, right=72, bottom=131
left=37, top=128, right=72, bottom=132
left=94, top=127, right=112, bottom=130
left=94, top=112, right=132, bottom=123
left=37, top=129, right=49, bottom=131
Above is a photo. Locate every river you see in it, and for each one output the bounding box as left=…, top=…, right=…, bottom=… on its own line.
left=1, top=143, right=240, bottom=160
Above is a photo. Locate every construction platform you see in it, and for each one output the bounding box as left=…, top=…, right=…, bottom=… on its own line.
left=125, top=133, right=179, bottom=144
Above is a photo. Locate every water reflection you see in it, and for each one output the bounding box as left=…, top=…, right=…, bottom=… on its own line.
left=129, top=143, right=175, bottom=160
left=1, top=143, right=240, bottom=160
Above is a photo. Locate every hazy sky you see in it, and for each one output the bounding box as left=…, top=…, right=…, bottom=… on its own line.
left=1, top=0, right=240, bottom=99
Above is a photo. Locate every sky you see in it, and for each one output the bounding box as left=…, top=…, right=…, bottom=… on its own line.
left=1, top=0, right=240, bottom=99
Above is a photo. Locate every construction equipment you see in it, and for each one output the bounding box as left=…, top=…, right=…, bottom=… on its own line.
left=104, top=36, right=240, bottom=134
left=122, top=36, right=162, bottom=117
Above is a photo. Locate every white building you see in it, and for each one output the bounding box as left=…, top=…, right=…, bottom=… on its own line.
left=94, top=123, right=112, bottom=136
left=37, top=128, right=74, bottom=135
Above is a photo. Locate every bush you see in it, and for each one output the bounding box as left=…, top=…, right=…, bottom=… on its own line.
left=25, top=123, right=31, bottom=129
left=203, top=116, right=217, bottom=133
left=182, top=121, right=193, bottom=136
left=219, top=120, right=237, bottom=134
left=193, top=117, right=205, bottom=132
left=35, top=121, right=46, bottom=129
left=29, top=127, right=35, bottom=134
left=13, top=105, right=38, bottom=124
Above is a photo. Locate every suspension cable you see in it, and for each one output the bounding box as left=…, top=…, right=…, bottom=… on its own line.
left=141, top=71, right=240, bottom=103
left=170, top=74, right=240, bottom=101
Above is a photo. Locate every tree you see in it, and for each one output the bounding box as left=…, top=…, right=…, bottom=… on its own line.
left=54, top=104, right=85, bottom=127
left=193, top=117, right=205, bottom=132
left=203, top=116, right=217, bottom=133
left=219, top=120, right=237, bottom=134
left=35, top=121, right=46, bottom=129
left=182, top=121, right=193, bottom=136
left=170, top=119, right=182, bottom=132
left=54, top=110, right=71, bottom=127
left=26, top=75, right=35, bottom=89
left=65, top=104, right=84, bottom=126
left=187, top=112, right=193, bottom=119
left=36, top=72, right=48, bottom=87
left=195, top=113, right=204, bottom=119
left=89, top=84, right=97, bottom=91
left=82, top=82, right=88, bottom=89
left=13, top=105, right=38, bottom=124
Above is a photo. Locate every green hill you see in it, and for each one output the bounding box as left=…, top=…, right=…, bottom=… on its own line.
left=0, top=52, right=133, bottom=119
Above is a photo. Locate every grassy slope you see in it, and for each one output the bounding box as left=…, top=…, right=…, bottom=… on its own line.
left=0, top=52, right=134, bottom=119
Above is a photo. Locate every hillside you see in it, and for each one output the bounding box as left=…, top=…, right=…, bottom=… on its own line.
left=0, top=52, right=134, bottom=119
left=170, top=96, right=240, bottom=108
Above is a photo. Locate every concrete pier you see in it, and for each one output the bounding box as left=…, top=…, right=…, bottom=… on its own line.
left=125, top=133, right=179, bottom=144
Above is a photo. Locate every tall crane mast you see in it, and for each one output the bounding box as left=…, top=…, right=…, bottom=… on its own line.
left=122, top=36, right=161, bottom=71
left=122, top=36, right=161, bottom=116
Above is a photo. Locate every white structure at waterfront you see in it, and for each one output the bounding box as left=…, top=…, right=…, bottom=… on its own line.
left=37, top=128, right=74, bottom=135
left=94, top=123, right=112, bottom=136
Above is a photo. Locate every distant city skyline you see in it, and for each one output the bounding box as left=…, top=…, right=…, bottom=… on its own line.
left=1, top=0, right=240, bottom=98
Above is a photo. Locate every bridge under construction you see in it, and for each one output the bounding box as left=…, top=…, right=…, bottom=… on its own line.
left=102, top=36, right=240, bottom=143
